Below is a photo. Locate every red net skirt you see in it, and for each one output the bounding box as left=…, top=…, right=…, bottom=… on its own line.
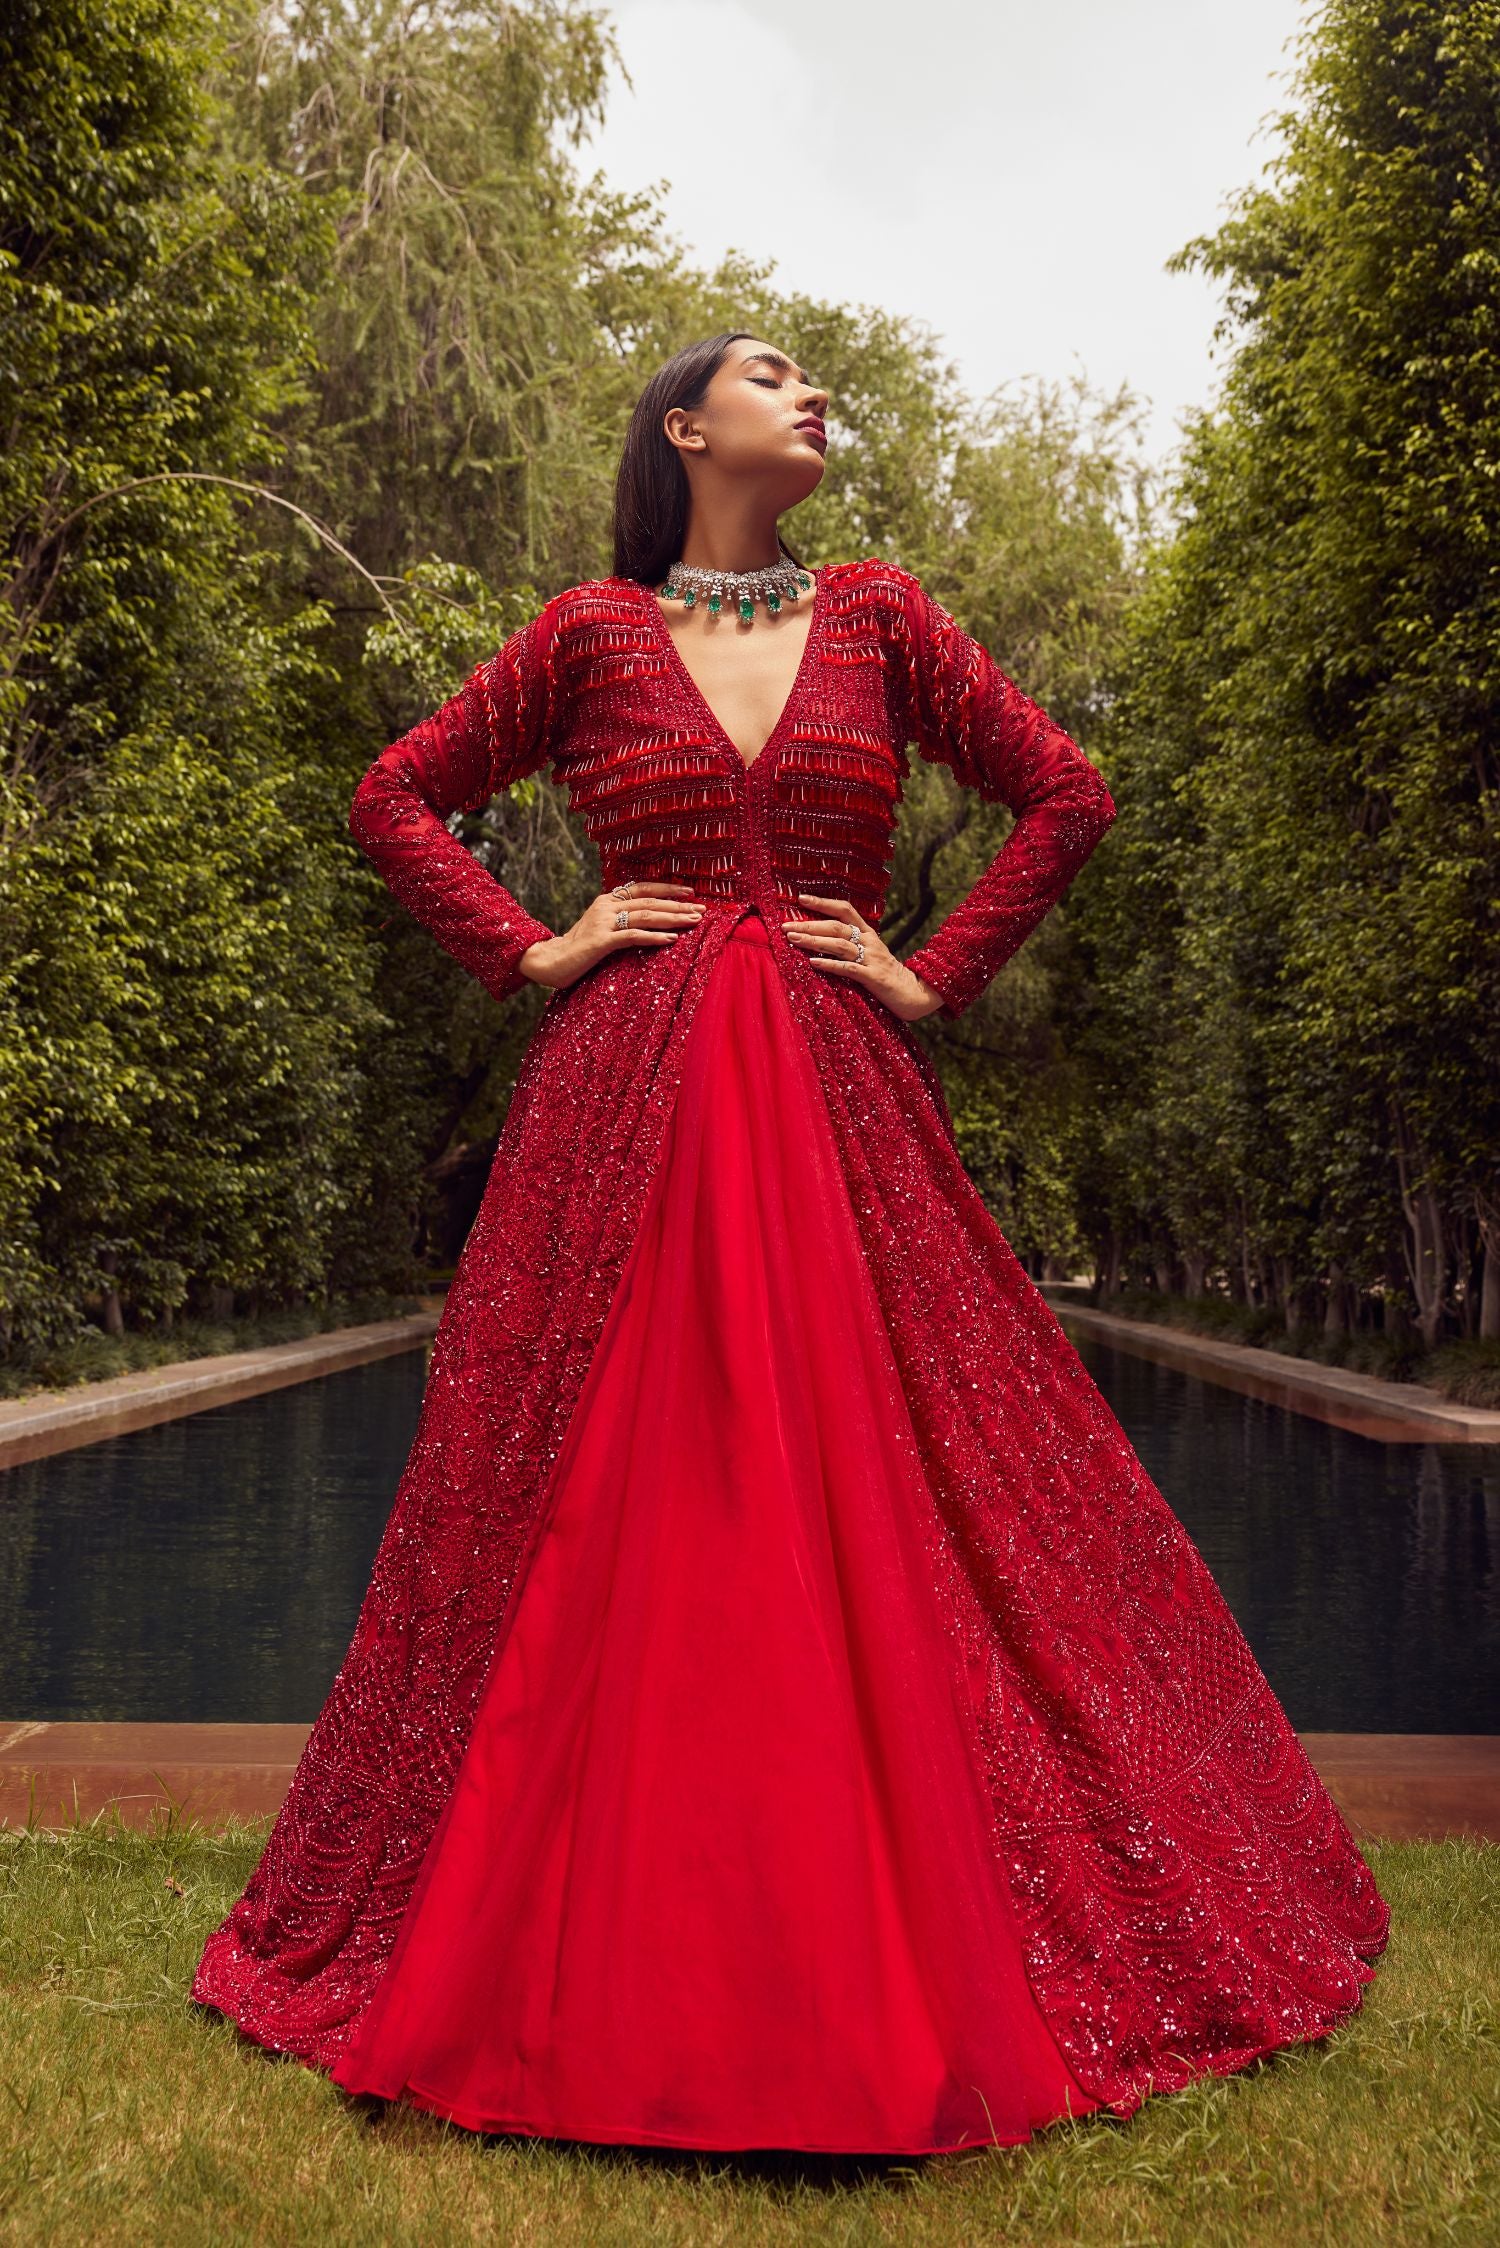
left=328, top=911, right=1101, bottom=2152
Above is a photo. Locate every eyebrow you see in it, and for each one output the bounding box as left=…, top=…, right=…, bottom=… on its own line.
left=741, top=349, right=815, bottom=387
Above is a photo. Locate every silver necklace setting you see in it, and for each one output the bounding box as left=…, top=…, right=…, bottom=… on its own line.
left=658, top=548, right=811, bottom=623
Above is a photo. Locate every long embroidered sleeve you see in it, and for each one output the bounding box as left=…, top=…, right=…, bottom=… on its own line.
left=348, top=602, right=563, bottom=1003
left=894, top=576, right=1117, bottom=1018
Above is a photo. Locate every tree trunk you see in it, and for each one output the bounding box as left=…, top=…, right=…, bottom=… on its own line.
left=97, top=1248, right=125, bottom=1338
left=1390, top=1101, right=1447, bottom=1350
left=1323, top=1259, right=1347, bottom=1337
left=1476, top=1190, right=1500, bottom=1341
left=1449, top=1204, right=1477, bottom=1338
left=1382, top=1244, right=1415, bottom=1340
left=1239, top=1198, right=1255, bottom=1305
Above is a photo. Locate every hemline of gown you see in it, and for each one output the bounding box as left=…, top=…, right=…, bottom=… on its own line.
left=200, top=1961, right=1383, bottom=2156
left=325, top=908, right=1112, bottom=2153
left=347, top=1999, right=1383, bottom=2154
left=357, top=2080, right=1091, bottom=2157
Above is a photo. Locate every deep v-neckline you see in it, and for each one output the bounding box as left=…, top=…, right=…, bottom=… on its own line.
left=638, top=569, right=828, bottom=779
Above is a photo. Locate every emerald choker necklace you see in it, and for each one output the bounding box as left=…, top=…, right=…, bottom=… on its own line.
left=658, top=551, right=811, bottom=623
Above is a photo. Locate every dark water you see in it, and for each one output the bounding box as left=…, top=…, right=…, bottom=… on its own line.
left=1, top=1335, right=1495, bottom=1730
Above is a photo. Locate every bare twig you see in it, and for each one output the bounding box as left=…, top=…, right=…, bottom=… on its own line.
left=9, top=471, right=410, bottom=634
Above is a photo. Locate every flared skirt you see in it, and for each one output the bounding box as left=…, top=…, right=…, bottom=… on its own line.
left=327, top=910, right=1103, bottom=2151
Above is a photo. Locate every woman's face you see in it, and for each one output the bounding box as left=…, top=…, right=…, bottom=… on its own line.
left=665, top=338, right=830, bottom=500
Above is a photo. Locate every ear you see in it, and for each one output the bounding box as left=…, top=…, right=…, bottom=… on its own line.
left=662, top=407, right=707, bottom=456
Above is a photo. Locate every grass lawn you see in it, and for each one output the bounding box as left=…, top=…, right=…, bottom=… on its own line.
left=0, top=1818, right=1494, bottom=2245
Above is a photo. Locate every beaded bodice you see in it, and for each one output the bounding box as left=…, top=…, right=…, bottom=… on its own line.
left=558, top=568, right=889, bottom=923
left=349, top=557, right=1118, bottom=1018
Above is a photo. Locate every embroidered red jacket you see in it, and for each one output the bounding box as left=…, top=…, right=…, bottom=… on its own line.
left=348, top=556, right=1118, bottom=1018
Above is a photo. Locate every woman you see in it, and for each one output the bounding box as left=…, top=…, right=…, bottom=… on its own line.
left=192, top=331, right=1389, bottom=2155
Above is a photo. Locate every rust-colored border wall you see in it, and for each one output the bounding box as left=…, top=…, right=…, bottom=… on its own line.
left=1, top=1722, right=1495, bottom=1844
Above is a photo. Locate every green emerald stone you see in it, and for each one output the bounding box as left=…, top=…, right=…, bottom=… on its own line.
left=683, top=586, right=697, bottom=607
left=767, top=591, right=781, bottom=613
left=708, top=591, right=722, bottom=614
left=738, top=595, right=754, bottom=622
left=659, top=580, right=673, bottom=596
left=797, top=572, right=811, bottom=588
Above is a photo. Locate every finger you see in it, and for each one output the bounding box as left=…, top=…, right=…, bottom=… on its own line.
left=782, top=934, right=852, bottom=955
left=612, top=880, right=700, bottom=898
left=796, top=891, right=863, bottom=924
left=787, top=935, right=866, bottom=964
left=606, top=902, right=704, bottom=925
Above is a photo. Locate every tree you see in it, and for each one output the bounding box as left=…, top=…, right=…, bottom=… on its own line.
left=1076, top=0, right=1500, bottom=1343
left=0, top=0, right=375, bottom=1340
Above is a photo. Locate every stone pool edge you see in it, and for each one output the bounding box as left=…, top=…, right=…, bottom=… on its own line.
left=1, top=1723, right=1495, bottom=1844
left=0, top=1309, right=443, bottom=1471
left=1040, top=1291, right=1500, bottom=1444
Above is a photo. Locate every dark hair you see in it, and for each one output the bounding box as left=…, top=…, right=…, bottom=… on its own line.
left=611, top=330, right=808, bottom=584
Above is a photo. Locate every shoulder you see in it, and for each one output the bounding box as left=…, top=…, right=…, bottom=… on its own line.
left=817, top=555, right=921, bottom=606
left=494, top=577, right=650, bottom=684
left=523, top=575, right=640, bottom=642
left=816, top=556, right=946, bottom=637
left=546, top=573, right=647, bottom=616
left=816, top=560, right=956, bottom=676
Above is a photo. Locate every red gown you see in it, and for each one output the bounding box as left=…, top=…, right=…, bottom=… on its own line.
left=191, top=558, right=1389, bottom=2153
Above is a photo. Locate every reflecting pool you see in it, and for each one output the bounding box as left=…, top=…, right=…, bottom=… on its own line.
left=1, top=1334, right=1494, bottom=1730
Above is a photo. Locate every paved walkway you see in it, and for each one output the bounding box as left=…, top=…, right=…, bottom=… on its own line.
left=1, top=1722, right=1494, bottom=1842
left=8, top=1293, right=1491, bottom=1464
left=0, top=1310, right=442, bottom=1470
left=1041, top=1293, right=1500, bottom=1443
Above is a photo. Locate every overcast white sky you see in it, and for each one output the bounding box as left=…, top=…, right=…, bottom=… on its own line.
left=576, top=0, right=1320, bottom=471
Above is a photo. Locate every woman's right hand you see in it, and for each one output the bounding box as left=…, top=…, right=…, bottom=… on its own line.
left=518, top=881, right=705, bottom=993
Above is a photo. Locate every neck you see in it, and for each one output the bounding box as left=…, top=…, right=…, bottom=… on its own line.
left=676, top=495, right=785, bottom=573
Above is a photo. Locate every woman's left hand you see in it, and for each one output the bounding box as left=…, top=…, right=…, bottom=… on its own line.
left=780, top=893, right=946, bottom=1023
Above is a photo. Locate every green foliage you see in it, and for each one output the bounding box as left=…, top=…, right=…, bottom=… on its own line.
left=5, top=0, right=1491, bottom=1358
left=213, top=0, right=629, bottom=592
left=0, top=0, right=368, bottom=1342
left=1074, top=0, right=1500, bottom=1343
left=0, top=0, right=329, bottom=779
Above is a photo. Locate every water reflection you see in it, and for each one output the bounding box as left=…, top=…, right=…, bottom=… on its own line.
left=0, top=1336, right=1494, bottom=1730
left=0, top=1351, right=430, bottom=1726
left=1069, top=1333, right=1499, bottom=1732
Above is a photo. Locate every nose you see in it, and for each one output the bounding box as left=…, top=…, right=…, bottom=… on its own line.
left=798, top=386, right=829, bottom=419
